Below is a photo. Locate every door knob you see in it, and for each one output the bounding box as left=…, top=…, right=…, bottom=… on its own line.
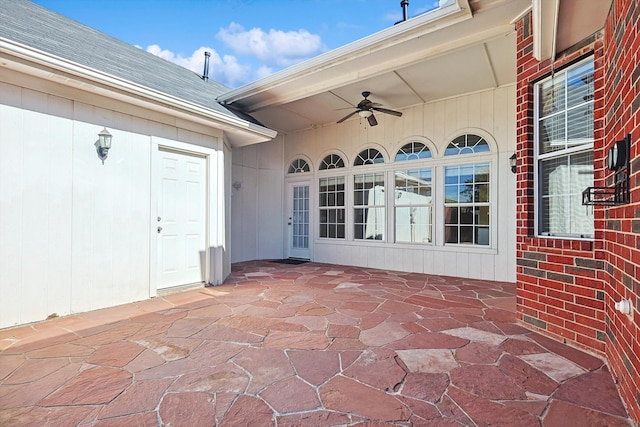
left=157, top=226, right=163, bottom=233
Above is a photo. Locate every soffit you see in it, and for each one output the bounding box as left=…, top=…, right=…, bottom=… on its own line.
left=555, top=0, right=612, bottom=53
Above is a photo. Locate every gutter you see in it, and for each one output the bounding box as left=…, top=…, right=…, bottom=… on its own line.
left=0, top=37, right=277, bottom=143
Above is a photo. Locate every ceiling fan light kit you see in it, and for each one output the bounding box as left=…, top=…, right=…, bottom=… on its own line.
left=337, top=91, right=402, bottom=127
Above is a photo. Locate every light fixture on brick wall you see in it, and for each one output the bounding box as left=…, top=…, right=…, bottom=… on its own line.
left=95, top=127, right=112, bottom=164
left=607, top=138, right=628, bottom=171
left=583, top=134, right=631, bottom=206
left=509, top=153, right=516, bottom=174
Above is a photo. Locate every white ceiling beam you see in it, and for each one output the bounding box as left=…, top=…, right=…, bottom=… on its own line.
left=482, top=42, right=499, bottom=88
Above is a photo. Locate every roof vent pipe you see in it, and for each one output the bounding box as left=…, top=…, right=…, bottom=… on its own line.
left=202, top=51, right=210, bottom=81
left=401, top=0, right=409, bottom=21
left=395, top=0, right=409, bottom=24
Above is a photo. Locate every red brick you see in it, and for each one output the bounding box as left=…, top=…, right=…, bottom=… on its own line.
left=515, top=4, right=640, bottom=420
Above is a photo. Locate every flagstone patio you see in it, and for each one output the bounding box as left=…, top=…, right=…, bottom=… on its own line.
left=0, top=261, right=633, bottom=426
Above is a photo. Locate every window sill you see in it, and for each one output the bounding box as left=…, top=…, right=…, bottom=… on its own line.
left=536, top=234, right=594, bottom=241
left=314, top=239, right=498, bottom=255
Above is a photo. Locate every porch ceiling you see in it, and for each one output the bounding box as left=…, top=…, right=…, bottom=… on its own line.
left=218, top=0, right=611, bottom=135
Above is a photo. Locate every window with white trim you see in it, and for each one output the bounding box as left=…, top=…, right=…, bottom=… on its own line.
left=535, top=59, right=594, bottom=237
left=288, top=158, right=310, bottom=174
left=319, top=154, right=346, bottom=239
left=445, top=134, right=489, bottom=156
left=393, top=141, right=433, bottom=243
left=396, top=141, right=432, bottom=161
left=319, top=176, right=345, bottom=238
left=353, top=149, right=385, bottom=240
left=354, top=173, right=385, bottom=240
left=319, top=153, right=345, bottom=170
left=444, top=163, right=490, bottom=246
left=394, top=168, right=432, bottom=243
left=354, top=148, right=384, bottom=165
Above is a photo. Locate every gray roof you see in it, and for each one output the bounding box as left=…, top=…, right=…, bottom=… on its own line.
left=0, top=0, right=245, bottom=121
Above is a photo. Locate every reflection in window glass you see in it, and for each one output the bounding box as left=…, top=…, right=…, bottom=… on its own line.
left=395, top=169, right=432, bottom=243
left=287, top=158, right=310, bottom=174
left=539, top=151, right=593, bottom=236
left=535, top=59, right=594, bottom=237
left=395, top=142, right=432, bottom=161
left=291, top=185, right=309, bottom=249
left=354, top=149, right=384, bottom=166
left=445, top=134, right=490, bottom=156
left=319, top=176, right=345, bottom=238
left=444, top=164, right=490, bottom=245
left=354, top=173, right=385, bottom=240
left=319, top=154, right=345, bottom=170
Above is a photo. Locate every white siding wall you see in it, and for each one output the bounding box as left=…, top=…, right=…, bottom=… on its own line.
left=0, top=81, right=228, bottom=328
left=232, top=86, right=517, bottom=282
left=231, top=136, right=284, bottom=263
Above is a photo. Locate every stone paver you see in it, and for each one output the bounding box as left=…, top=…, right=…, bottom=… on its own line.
left=0, top=261, right=633, bottom=426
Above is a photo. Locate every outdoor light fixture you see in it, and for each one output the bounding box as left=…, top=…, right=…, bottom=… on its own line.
left=509, top=153, right=517, bottom=174
left=95, top=127, right=112, bottom=164
left=607, top=139, right=628, bottom=171
left=358, top=109, right=373, bottom=118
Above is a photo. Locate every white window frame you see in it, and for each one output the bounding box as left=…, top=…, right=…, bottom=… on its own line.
left=394, top=167, right=433, bottom=244
left=318, top=176, right=346, bottom=239
left=443, top=163, right=491, bottom=246
left=534, top=57, right=594, bottom=239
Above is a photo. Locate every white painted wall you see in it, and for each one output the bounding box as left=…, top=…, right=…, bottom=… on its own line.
left=231, top=136, right=284, bottom=263
left=231, top=86, right=517, bottom=282
left=0, top=80, right=229, bottom=328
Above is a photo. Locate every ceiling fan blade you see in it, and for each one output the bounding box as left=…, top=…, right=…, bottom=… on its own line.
left=371, top=107, right=403, bottom=117
left=337, top=110, right=359, bottom=123
left=367, top=113, right=378, bottom=126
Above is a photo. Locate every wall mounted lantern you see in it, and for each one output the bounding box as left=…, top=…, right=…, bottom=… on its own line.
left=509, top=153, right=517, bottom=174
left=607, top=138, right=628, bottom=171
left=583, top=134, right=631, bottom=206
left=95, top=127, right=112, bottom=164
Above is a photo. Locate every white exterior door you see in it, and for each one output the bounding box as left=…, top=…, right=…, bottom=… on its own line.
left=287, top=182, right=311, bottom=259
left=157, top=149, right=207, bottom=289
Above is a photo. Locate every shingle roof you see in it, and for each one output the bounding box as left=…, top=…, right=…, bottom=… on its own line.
left=0, top=0, right=241, bottom=120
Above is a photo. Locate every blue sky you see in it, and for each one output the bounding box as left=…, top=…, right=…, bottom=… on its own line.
left=31, top=0, right=443, bottom=88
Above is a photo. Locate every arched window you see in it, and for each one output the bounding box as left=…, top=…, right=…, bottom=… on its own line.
left=318, top=154, right=345, bottom=239
left=444, top=134, right=489, bottom=156
left=395, top=142, right=432, bottom=161
left=287, top=158, right=310, bottom=174
left=354, top=148, right=384, bottom=166
left=319, top=154, right=345, bottom=170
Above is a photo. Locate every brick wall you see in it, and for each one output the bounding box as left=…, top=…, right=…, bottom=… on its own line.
left=516, top=1, right=640, bottom=422
left=602, top=0, right=640, bottom=421
left=515, top=14, right=607, bottom=354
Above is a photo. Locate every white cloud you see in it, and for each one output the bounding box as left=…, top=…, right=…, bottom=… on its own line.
left=216, top=22, right=325, bottom=67
left=144, top=44, right=254, bottom=87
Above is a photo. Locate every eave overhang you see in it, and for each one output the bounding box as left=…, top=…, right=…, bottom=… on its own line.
left=0, top=37, right=277, bottom=147
left=217, top=0, right=470, bottom=110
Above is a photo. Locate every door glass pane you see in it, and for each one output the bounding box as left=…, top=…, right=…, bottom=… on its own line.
left=292, top=185, right=309, bottom=249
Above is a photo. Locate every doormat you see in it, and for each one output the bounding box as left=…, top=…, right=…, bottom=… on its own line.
left=271, top=258, right=309, bottom=265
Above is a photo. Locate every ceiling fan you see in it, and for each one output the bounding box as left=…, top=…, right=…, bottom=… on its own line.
left=336, top=91, right=403, bottom=126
